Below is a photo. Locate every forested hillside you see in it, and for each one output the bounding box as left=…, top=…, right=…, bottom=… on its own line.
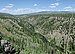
left=0, top=13, right=75, bottom=54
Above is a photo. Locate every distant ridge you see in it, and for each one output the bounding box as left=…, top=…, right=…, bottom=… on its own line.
left=29, top=11, right=74, bottom=15
left=0, top=11, right=75, bottom=15
left=0, top=13, right=12, bottom=16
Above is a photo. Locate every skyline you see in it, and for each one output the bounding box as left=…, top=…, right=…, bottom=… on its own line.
left=0, top=0, right=75, bottom=15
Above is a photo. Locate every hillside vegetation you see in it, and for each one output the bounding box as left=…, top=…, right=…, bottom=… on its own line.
left=0, top=13, right=75, bottom=54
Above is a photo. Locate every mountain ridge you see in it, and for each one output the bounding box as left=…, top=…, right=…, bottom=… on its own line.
left=0, top=11, right=75, bottom=16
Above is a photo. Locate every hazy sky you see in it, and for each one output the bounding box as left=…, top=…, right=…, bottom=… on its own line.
left=0, top=0, right=75, bottom=14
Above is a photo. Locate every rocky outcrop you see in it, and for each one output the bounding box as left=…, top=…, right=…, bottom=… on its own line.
left=0, top=40, right=16, bottom=54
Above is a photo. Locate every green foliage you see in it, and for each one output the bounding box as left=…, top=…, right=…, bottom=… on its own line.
left=0, top=13, right=75, bottom=54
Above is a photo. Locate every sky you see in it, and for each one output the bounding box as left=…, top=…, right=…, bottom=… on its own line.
left=0, top=0, right=75, bottom=15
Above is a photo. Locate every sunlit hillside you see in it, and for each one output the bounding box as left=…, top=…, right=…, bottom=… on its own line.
left=0, top=12, right=75, bottom=54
